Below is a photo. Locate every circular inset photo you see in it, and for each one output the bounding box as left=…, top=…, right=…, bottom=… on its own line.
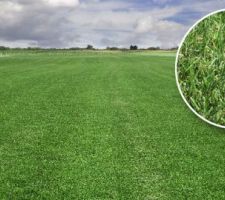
left=176, top=9, right=225, bottom=128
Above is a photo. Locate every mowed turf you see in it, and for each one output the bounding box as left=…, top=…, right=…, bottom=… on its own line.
left=0, top=51, right=225, bottom=199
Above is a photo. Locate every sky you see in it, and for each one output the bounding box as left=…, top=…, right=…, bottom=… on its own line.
left=0, top=0, right=225, bottom=49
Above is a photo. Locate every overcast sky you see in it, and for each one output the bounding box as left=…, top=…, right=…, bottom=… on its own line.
left=0, top=0, right=225, bottom=48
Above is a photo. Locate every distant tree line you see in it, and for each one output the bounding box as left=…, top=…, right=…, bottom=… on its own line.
left=0, top=44, right=178, bottom=51
left=0, top=46, right=10, bottom=50
left=147, top=47, right=160, bottom=50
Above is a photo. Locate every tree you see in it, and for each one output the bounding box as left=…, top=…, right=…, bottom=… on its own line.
left=147, top=47, right=160, bottom=50
left=169, top=46, right=178, bottom=50
left=87, top=45, right=94, bottom=50
left=106, top=47, right=119, bottom=50
left=130, top=45, right=138, bottom=50
left=69, top=47, right=81, bottom=50
left=0, top=46, right=9, bottom=50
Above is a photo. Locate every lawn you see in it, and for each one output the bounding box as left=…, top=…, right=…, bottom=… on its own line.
left=0, top=50, right=225, bottom=199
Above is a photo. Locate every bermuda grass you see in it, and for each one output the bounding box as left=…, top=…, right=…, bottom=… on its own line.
left=177, top=11, right=225, bottom=126
left=1, top=51, right=225, bottom=199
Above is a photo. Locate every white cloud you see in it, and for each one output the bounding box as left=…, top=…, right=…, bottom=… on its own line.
left=135, top=17, right=155, bottom=33
left=43, top=0, right=79, bottom=7
left=0, top=1, right=23, bottom=30
left=0, top=1, right=22, bottom=11
left=0, top=39, right=38, bottom=48
left=0, top=0, right=225, bottom=48
left=66, top=4, right=183, bottom=48
left=79, top=0, right=131, bottom=11
left=134, top=16, right=187, bottom=48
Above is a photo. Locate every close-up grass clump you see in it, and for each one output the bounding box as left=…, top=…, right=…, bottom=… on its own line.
left=177, top=11, right=225, bottom=126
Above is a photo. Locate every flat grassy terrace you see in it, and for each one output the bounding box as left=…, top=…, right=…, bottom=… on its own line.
left=0, top=51, right=225, bottom=199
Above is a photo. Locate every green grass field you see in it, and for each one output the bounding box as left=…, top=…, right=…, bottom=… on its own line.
left=1, top=51, right=225, bottom=199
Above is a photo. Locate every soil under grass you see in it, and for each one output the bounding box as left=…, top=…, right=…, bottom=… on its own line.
left=177, top=11, right=225, bottom=126
left=1, top=51, right=225, bottom=199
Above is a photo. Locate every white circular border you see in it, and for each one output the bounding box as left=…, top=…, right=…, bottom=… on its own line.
left=175, top=9, right=225, bottom=129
